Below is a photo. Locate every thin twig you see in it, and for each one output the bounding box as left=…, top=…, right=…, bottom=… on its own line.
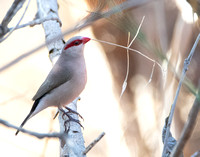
left=171, top=81, right=200, bottom=157
left=83, top=132, right=105, bottom=155
left=91, top=38, right=162, bottom=70
left=128, top=16, right=145, bottom=47
left=144, top=61, right=156, bottom=88
left=0, top=118, right=64, bottom=139
left=120, top=16, right=145, bottom=98
left=120, top=32, right=130, bottom=99
left=9, top=15, right=62, bottom=31
left=0, top=0, right=31, bottom=43
left=162, top=33, right=200, bottom=157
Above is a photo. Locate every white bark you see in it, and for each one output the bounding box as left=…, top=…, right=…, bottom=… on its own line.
left=36, top=0, right=86, bottom=156
left=59, top=98, right=86, bottom=157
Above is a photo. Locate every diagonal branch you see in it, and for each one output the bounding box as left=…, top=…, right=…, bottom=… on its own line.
left=171, top=81, right=200, bottom=157
left=83, top=132, right=105, bottom=155
left=0, top=0, right=26, bottom=36
left=0, top=0, right=31, bottom=42
left=162, top=33, right=200, bottom=157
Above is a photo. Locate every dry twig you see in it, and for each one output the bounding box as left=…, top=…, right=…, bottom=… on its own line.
left=120, top=16, right=145, bottom=98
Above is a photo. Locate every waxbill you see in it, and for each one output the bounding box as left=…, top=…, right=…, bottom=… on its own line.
left=15, top=36, right=90, bottom=135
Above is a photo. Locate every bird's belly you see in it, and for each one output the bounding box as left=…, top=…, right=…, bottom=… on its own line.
left=44, top=76, right=86, bottom=107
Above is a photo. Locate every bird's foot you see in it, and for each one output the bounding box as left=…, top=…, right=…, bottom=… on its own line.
left=59, top=108, right=84, bottom=132
left=64, top=115, right=83, bottom=132
left=64, top=106, right=84, bottom=120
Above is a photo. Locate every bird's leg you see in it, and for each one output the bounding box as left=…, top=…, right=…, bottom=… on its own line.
left=64, top=106, right=84, bottom=120
left=53, top=110, right=59, bottom=119
left=55, top=107, right=83, bottom=120
left=59, top=108, right=83, bottom=132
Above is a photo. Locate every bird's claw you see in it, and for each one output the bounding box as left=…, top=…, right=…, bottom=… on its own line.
left=59, top=108, right=84, bottom=132
left=64, top=106, right=84, bottom=120
left=64, top=116, right=84, bottom=132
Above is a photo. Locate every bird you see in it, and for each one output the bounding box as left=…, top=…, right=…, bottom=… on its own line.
left=15, top=36, right=90, bottom=135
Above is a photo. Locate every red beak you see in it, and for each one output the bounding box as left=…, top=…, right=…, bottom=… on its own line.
left=82, top=37, right=91, bottom=44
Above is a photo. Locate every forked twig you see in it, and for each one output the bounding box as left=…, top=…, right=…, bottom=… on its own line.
left=91, top=39, right=162, bottom=70
left=120, top=16, right=145, bottom=98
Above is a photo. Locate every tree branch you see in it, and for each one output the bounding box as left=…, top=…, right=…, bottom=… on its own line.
left=0, top=0, right=31, bottom=42
left=83, top=132, right=105, bottom=155
left=171, top=81, right=200, bottom=157
left=0, top=118, right=63, bottom=139
left=0, top=0, right=26, bottom=36
left=162, top=33, right=200, bottom=156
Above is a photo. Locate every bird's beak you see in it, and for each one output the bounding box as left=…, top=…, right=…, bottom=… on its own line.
left=82, top=37, right=91, bottom=44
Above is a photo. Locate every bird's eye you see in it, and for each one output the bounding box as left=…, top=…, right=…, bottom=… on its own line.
left=74, top=40, right=82, bottom=46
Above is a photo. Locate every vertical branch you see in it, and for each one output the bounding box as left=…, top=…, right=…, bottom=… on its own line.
left=36, top=0, right=86, bottom=156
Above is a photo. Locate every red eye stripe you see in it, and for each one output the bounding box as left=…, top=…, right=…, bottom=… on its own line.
left=64, top=39, right=83, bottom=50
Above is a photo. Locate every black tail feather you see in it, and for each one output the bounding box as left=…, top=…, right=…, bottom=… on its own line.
left=15, top=112, right=32, bottom=135
left=15, top=98, right=41, bottom=135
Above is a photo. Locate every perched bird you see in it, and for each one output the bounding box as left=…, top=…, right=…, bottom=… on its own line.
left=15, top=36, right=90, bottom=135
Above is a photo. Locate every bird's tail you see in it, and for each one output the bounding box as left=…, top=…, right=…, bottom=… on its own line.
left=15, top=98, right=41, bottom=135
left=15, top=112, right=32, bottom=135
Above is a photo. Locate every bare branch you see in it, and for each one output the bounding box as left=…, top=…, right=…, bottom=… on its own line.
left=162, top=33, right=200, bottom=157
left=9, top=15, right=61, bottom=31
left=0, top=118, right=63, bottom=139
left=83, top=132, right=105, bottom=155
left=0, top=0, right=26, bottom=35
left=171, top=81, right=200, bottom=157
left=0, top=0, right=31, bottom=42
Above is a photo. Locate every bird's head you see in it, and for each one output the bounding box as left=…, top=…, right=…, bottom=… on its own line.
left=62, top=36, right=90, bottom=57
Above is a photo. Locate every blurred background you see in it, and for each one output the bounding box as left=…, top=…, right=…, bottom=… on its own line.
left=0, top=0, right=200, bottom=156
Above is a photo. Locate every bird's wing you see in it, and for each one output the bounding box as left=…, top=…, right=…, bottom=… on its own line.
left=32, top=64, right=72, bottom=101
